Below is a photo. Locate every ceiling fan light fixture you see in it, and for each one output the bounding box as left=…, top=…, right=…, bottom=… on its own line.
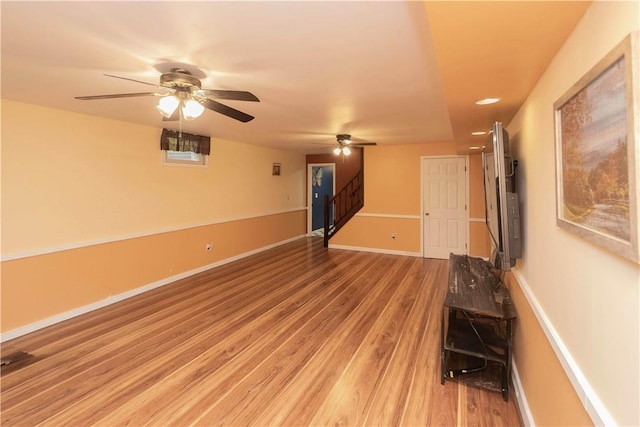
left=157, top=95, right=180, bottom=118
left=77, top=69, right=259, bottom=123
left=182, top=99, right=205, bottom=120
left=333, top=147, right=342, bottom=155
left=342, top=147, right=351, bottom=156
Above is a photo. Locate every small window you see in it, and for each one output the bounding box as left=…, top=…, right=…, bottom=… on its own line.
left=160, top=128, right=210, bottom=166
left=163, top=150, right=206, bottom=165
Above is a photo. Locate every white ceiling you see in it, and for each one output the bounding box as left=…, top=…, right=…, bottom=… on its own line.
left=1, top=1, right=589, bottom=154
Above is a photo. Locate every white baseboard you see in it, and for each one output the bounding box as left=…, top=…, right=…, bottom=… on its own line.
left=511, top=268, right=615, bottom=427
left=327, top=243, right=422, bottom=257
left=1, top=235, right=306, bottom=343
left=512, top=359, right=535, bottom=426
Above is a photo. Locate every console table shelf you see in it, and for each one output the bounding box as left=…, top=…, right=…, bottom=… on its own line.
left=440, top=254, right=516, bottom=401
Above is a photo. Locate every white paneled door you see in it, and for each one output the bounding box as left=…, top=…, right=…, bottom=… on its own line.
left=422, top=157, right=467, bottom=259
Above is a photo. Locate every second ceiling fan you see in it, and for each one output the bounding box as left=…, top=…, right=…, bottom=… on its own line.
left=332, top=134, right=377, bottom=156
left=75, top=68, right=259, bottom=122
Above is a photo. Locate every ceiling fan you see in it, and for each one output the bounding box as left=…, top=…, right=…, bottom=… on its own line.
left=75, top=68, right=259, bottom=122
left=331, top=134, right=377, bottom=156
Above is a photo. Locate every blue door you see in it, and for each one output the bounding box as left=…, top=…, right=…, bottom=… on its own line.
left=311, top=166, right=334, bottom=231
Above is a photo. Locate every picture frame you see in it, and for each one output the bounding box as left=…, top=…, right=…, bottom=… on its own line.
left=272, top=163, right=281, bottom=176
left=554, top=32, right=639, bottom=263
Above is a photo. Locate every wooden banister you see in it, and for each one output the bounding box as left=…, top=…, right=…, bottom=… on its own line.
left=323, top=169, right=364, bottom=247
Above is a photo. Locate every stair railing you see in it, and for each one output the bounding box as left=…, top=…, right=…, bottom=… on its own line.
left=323, top=170, right=363, bottom=247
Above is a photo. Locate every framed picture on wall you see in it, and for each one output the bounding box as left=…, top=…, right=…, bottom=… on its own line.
left=554, top=31, right=639, bottom=263
left=272, top=163, right=281, bottom=176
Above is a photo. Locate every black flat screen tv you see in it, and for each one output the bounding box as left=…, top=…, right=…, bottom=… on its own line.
left=482, top=122, right=522, bottom=271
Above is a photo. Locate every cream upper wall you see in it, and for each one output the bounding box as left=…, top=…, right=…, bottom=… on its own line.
left=1, top=100, right=306, bottom=257
left=507, top=2, right=639, bottom=425
left=361, top=141, right=456, bottom=215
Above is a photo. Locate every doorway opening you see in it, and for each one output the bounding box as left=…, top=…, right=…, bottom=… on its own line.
left=308, top=163, right=335, bottom=236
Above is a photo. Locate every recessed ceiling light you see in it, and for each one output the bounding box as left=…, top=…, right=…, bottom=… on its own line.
left=471, top=131, right=487, bottom=136
left=475, top=97, right=501, bottom=105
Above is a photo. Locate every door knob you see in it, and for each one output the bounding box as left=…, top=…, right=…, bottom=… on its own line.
left=425, top=212, right=430, bottom=216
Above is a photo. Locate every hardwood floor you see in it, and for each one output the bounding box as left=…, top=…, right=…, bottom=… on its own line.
left=1, top=238, right=522, bottom=426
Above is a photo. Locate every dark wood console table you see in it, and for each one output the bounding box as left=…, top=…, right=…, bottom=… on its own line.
left=440, top=254, right=516, bottom=401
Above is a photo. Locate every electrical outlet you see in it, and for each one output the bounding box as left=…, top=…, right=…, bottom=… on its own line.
left=205, top=242, right=212, bottom=251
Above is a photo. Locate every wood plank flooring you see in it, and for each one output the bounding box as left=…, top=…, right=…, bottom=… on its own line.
left=1, top=238, right=522, bottom=426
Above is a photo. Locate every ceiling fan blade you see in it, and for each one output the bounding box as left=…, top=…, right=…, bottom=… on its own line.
left=104, top=74, right=159, bottom=87
left=198, top=89, right=259, bottom=102
left=75, top=92, right=157, bottom=100
left=352, top=142, right=377, bottom=146
left=201, top=99, right=255, bottom=122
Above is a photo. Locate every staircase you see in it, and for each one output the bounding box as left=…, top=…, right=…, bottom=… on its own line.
left=323, top=169, right=364, bottom=247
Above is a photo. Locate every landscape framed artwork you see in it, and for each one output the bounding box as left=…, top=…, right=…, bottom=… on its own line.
left=554, top=32, right=639, bottom=263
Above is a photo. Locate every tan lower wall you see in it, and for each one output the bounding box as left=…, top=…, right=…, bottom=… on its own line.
left=1, top=210, right=305, bottom=333
left=330, top=216, right=421, bottom=253
left=331, top=215, right=491, bottom=257
left=504, top=272, right=593, bottom=427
